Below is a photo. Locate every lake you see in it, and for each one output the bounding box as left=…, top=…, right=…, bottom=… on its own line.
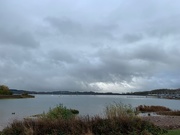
left=0, top=95, right=179, bottom=129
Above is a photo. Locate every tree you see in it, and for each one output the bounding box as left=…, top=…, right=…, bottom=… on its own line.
left=0, top=85, right=13, bottom=95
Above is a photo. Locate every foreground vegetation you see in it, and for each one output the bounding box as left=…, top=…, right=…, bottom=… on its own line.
left=0, top=103, right=167, bottom=135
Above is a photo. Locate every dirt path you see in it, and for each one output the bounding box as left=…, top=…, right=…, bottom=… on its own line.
left=141, top=116, right=180, bottom=129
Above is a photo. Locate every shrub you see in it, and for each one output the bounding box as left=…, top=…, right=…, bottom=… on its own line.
left=42, top=104, right=78, bottom=120
left=21, top=92, right=29, bottom=96
left=0, top=85, right=13, bottom=95
left=70, top=109, right=79, bottom=115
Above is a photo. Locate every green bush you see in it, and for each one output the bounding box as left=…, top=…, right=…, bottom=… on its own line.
left=42, top=104, right=78, bottom=120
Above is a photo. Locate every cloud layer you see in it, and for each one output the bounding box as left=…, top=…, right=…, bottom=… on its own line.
left=1, top=0, right=180, bottom=92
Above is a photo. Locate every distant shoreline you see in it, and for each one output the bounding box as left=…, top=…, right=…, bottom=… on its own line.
left=0, top=94, right=35, bottom=99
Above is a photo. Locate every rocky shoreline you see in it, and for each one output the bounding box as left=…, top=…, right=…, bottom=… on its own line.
left=141, top=116, right=180, bottom=129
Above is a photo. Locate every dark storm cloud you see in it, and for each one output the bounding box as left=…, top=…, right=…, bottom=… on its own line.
left=68, top=46, right=156, bottom=86
left=133, top=45, right=168, bottom=63
left=0, top=28, right=39, bottom=48
left=1, top=0, right=180, bottom=92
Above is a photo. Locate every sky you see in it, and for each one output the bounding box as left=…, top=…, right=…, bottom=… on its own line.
left=0, top=0, right=180, bottom=93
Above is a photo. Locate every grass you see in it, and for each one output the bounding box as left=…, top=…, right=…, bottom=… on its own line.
left=163, top=129, right=180, bottom=135
left=0, top=103, right=167, bottom=135
left=104, top=102, right=136, bottom=119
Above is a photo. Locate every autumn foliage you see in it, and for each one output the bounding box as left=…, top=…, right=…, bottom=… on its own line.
left=0, top=85, right=12, bottom=95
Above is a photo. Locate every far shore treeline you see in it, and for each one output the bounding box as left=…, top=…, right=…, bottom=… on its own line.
left=10, top=87, right=180, bottom=96
left=1, top=84, right=180, bottom=96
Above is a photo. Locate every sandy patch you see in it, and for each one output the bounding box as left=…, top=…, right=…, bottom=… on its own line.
left=141, top=116, right=180, bottom=129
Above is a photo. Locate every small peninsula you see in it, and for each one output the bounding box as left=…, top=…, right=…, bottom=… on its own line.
left=0, top=85, right=34, bottom=99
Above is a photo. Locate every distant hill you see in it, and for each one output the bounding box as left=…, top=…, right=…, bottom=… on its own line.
left=149, top=88, right=180, bottom=94
left=10, top=89, right=121, bottom=95
left=10, top=89, right=36, bottom=94
left=126, top=88, right=180, bottom=95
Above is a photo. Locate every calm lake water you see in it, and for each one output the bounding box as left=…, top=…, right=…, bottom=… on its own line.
left=0, top=95, right=180, bottom=128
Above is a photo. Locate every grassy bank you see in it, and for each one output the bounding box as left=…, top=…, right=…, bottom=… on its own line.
left=0, top=103, right=167, bottom=135
left=136, top=105, right=180, bottom=116
left=136, top=105, right=171, bottom=112
left=163, top=129, right=180, bottom=135
left=0, top=94, right=35, bottom=99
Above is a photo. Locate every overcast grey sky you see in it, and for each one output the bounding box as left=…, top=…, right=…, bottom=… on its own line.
left=0, top=0, right=180, bottom=92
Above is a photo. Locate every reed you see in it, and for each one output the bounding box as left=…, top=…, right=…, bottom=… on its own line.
left=104, top=102, right=136, bottom=119
left=136, top=105, right=171, bottom=112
